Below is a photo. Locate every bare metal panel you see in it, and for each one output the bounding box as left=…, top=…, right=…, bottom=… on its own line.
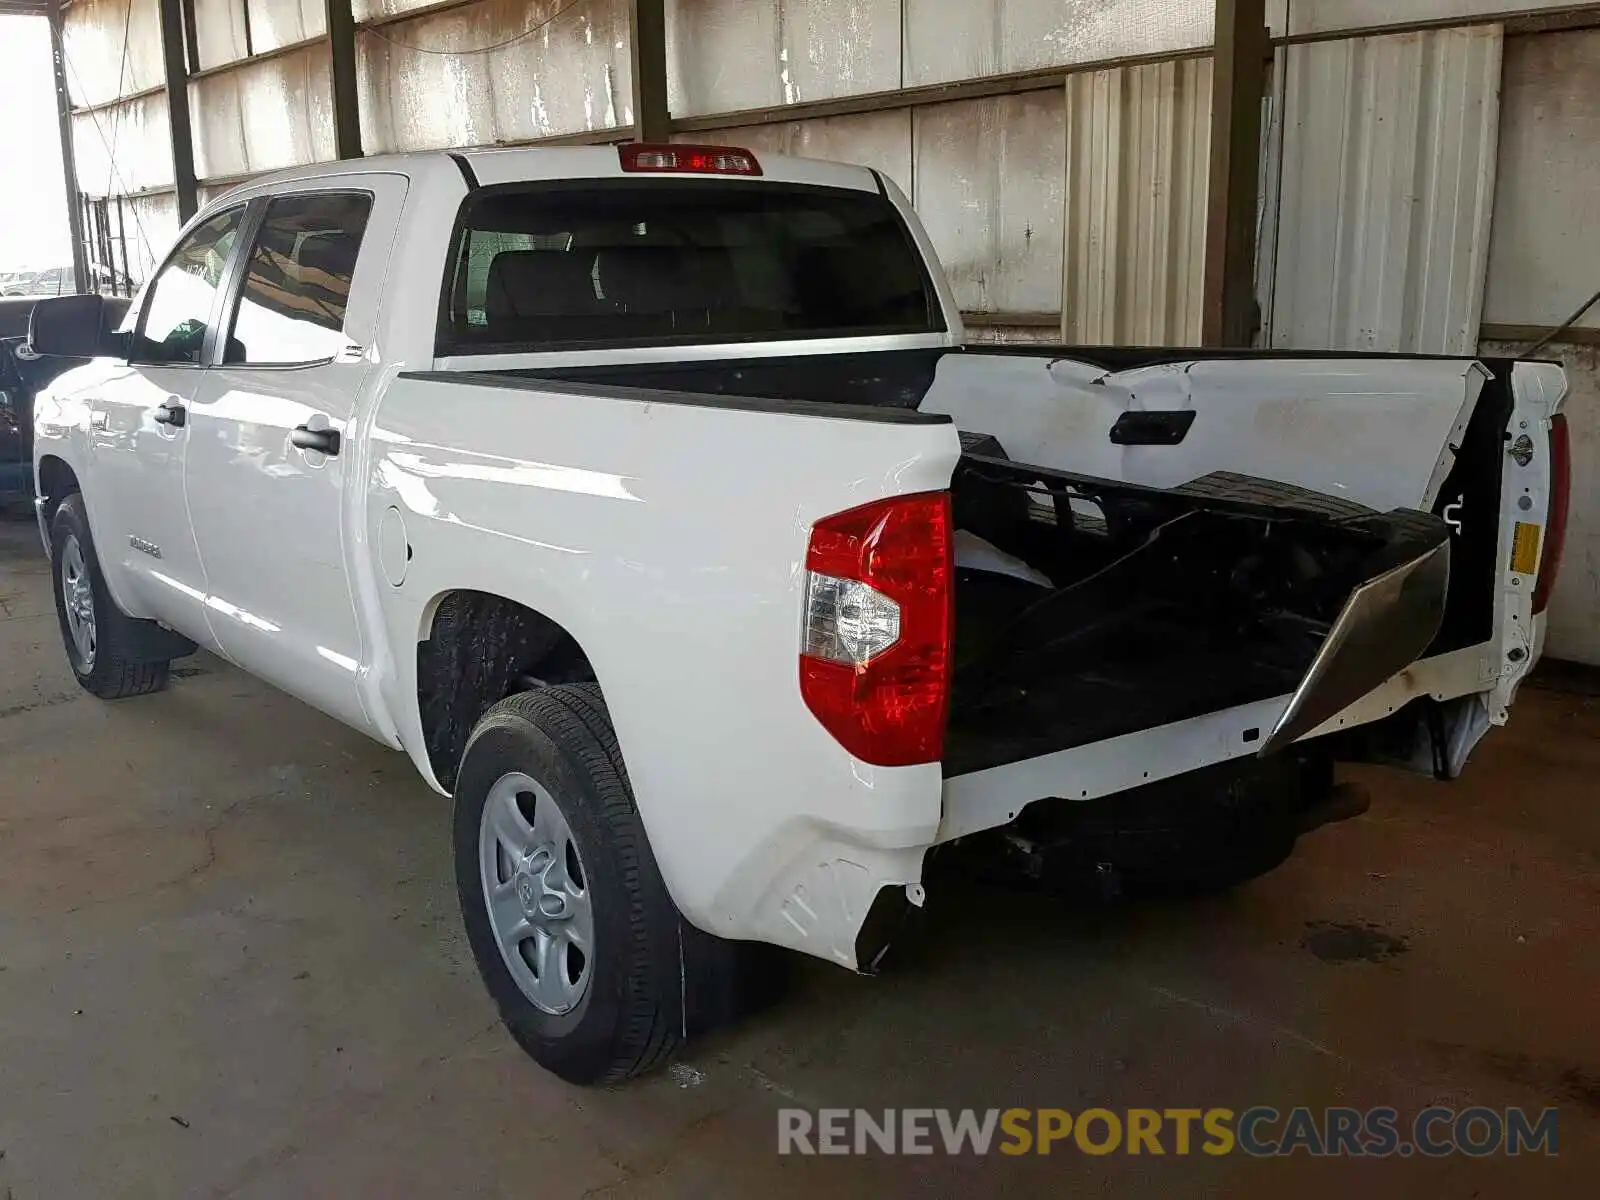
left=193, top=0, right=250, bottom=71
left=1262, top=26, right=1502, bottom=354
left=62, top=0, right=167, bottom=105
left=664, top=0, right=901, bottom=118
left=677, top=110, right=912, bottom=194
left=1484, top=29, right=1600, bottom=331
left=1062, top=56, right=1211, bottom=345
left=913, top=91, right=1066, bottom=314
left=191, top=43, right=335, bottom=179
left=246, top=0, right=327, bottom=52
left=357, top=0, right=631, bottom=151
left=902, top=0, right=1211, bottom=88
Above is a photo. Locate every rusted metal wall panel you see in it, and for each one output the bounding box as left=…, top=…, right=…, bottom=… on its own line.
left=246, top=0, right=327, bottom=52
left=354, top=0, right=440, bottom=18
left=912, top=90, right=1066, bottom=315
left=1261, top=25, right=1502, bottom=353
left=357, top=0, right=632, bottom=151
left=71, top=94, right=175, bottom=195
left=1483, top=29, right=1600, bottom=332
left=677, top=109, right=912, bottom=194
left=122, top=191, right=181, bottom=279
left=902, top=0, right=1212, bottom=87
left=62, top=0, right=166, bottom=103
left=1062, top=55, right=1211, bottom=344
left=191, top=42, right=335, bottom=178
left=664, top=0, right=901, bottom=118
left=193, top=0, right=250, bottom=70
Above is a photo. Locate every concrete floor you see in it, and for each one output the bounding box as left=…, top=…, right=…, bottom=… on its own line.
left=1, top=509, right=1597, bottom=1198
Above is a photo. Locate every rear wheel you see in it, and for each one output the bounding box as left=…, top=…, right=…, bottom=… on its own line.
left=454, top=684, right=750, bottom=1084
left=49, top=495, right=171, bottom=699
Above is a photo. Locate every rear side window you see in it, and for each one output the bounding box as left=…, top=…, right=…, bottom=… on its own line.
left=225, top=192, right=372, bottom=366
left=441, top=180, right=941, bottom=352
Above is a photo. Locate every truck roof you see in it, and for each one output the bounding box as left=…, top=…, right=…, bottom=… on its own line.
left=214, top=144, right=883, bottom=198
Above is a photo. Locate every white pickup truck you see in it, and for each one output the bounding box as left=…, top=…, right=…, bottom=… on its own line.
left=28, top=144, right=1570, bottom=1084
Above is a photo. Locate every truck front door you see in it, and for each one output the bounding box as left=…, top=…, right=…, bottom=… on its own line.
left=87, top=206, right=245, bottom=646
left=184, top=178, right=405, bottom=736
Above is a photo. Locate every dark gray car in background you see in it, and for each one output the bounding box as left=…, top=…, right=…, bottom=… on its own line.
left=0, top=295, right=129, bottom=503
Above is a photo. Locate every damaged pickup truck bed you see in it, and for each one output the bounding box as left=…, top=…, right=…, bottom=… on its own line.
left=28, top=144, right=1570, bottom=1085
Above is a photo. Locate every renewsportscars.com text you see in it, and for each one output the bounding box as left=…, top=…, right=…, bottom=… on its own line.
left=777, top=1106, right=1559, bottom=1157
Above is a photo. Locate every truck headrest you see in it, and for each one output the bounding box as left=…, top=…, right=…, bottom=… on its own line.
left=485, top=250, right=603, bottom=319
left=294, top=232, right=360, bottom=285
left=592, top=245, right=690, bottom=314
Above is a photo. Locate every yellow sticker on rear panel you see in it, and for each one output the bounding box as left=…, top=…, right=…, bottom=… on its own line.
left=1511, top=522, right=1543, bottom=575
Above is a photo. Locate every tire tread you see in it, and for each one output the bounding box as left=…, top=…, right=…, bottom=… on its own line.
left=50, top=495, right=172, bottom=700
left=462, top=684, right=690, bottom=1082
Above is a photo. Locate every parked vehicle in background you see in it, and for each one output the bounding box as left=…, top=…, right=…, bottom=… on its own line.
left=0, top=297, right=129, bottom=501
left=23, top=145, right=1571, bottom=1086
left=1, top=264, right=135, bottom=298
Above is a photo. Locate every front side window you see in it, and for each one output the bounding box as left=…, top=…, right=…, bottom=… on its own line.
left=136, top=207, right=244, bottom=364
left=442, top=180, right=941, bottom=352
left=225, top=192, right=372, bottom=366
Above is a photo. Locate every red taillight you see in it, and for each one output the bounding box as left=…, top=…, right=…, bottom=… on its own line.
left=618, top=143, right=762, bottom=176
left=799, top=492, right=953, bottom=767
left=1533, top=413, right=1571, bottom=615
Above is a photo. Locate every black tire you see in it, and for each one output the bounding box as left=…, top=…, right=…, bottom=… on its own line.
left=49, top=494, right=171, bottom=699
left=454, top=684, right=748, bottom=1084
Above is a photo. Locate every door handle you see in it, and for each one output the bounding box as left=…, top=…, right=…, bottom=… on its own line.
left=291, top=424, right=341, bottom=456
left=152, top=399, right=186, bottom=427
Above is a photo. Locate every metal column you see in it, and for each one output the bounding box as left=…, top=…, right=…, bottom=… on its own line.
left=1202, top=0, right=1268, bottom=347
left=47, top=0, right=90, bottom=292
left=156, top=0, right=199, bottom=222
left=629, top=0, right=670, bottom=143
left=325, top=0, right=363, bottom=159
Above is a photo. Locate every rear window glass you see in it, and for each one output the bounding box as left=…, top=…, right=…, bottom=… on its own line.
left=440, top=180, right=942, bottom=352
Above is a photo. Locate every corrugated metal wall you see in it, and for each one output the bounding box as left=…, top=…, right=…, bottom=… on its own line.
left=1268, top=0, right=1585, bottom=37
left=41, top=1, right=1600, bottom=662
left=658, top=0, right=1212, bottom=117
left=1260, top=25, right=1503, bottom=354
left=1062, top=56, right=1211, bottom=344
left=192, top=44, right=336, bottom=180
left=689, top=56, right=1211, bottom=339
left=56, top=0, right=1222, bottom=333
left=903, top=0, right=1210, bottom=86
left=358, top=0, right=634, bottom=153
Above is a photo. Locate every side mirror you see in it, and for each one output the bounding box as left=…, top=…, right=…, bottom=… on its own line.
left=26, top=294, right=117, bottom=359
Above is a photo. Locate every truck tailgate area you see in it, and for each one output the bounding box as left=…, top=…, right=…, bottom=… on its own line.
left=942, top=451, right=1453, bottom=777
